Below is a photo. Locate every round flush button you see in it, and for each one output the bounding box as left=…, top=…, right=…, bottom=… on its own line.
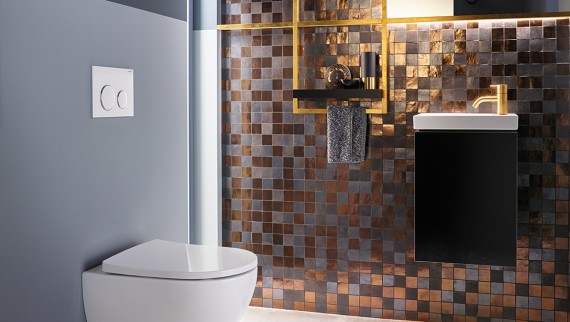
left=117, top=90, right=128, bottom=109
left=100, top=85, right=116, bottom=111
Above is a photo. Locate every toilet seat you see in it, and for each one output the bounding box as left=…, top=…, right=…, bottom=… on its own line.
left=102, top=239, right=257, bottom=280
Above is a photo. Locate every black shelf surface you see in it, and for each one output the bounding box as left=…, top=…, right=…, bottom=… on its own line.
left=293, top=89, right=382, bottom=100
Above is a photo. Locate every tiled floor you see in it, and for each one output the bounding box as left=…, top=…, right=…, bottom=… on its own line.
left=241, top=307, right=408, bottom=322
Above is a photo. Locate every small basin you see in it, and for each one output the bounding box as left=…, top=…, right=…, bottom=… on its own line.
left=413, top=113, right=518, bottom=130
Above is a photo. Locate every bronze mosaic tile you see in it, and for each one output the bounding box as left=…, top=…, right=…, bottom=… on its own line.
left=222, top=6, right=570, bottom=321
left=300, top=0, right=382, bottom=22
left=221, top=0, right=293, bottom=24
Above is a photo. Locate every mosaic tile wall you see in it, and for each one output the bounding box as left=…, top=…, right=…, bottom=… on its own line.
left=220, top=2, right=569, bottom=321
left=221, top=0, right=382, bottom=24
left=221, top=0, right=293, bottom=24
left=299, top=0, right=382, bottom=21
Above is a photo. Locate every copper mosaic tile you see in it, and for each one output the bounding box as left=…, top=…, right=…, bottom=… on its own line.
left=300, top=0, right=382, bottom=22
left=221, top=4, right=570, bottom=321
left=221, top=0, right=293, bottom=24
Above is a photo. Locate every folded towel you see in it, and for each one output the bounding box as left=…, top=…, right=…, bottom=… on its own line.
left=327, top=105, right=367, bottom=163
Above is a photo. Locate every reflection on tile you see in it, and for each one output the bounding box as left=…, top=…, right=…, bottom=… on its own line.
left=241, top=307, right=409, bottom=322
left=222, top=3, right=570, bottom=321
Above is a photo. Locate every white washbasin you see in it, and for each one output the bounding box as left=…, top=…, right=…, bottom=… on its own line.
left=413, top=113, right=518, bottom=130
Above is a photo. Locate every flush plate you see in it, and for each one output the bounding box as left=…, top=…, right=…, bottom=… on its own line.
left=92, top=66, right=134, bottom=118
left=413, top=113, right=518, bottom=130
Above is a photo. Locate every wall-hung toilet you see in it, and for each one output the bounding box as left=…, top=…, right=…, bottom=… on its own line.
left=82, top=239, right=257, bottom=322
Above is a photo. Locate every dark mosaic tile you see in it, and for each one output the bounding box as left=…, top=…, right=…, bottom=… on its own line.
left=221, top=7, right=570, bottom=322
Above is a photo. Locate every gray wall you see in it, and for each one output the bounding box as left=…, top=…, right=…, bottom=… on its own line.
left=106, top=0, right=187, bottom=21
left=0, top=1, right=188, bottom=321
left=193, top=0, right=218, bottom=30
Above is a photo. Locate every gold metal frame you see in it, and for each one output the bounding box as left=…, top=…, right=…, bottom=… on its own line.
left=292, top=2, right=386, bottom=114
left=217, top=0, right=389, bottom=115
left=293, top=0, right=388, bottom=114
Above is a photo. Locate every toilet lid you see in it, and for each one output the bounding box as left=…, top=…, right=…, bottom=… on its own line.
left=102, top=239, right=258, bottom=280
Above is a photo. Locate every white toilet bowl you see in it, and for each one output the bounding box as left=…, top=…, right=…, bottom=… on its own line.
left=82, top=239, right=257, bottom=322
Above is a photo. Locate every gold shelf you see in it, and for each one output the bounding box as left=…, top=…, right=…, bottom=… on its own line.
left=294, top=108, right=385, bottom=115
left=291, top=0, right=387, bottom=115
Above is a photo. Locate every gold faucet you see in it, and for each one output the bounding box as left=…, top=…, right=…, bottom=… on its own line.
left=472, top=84, right=508, bottom=115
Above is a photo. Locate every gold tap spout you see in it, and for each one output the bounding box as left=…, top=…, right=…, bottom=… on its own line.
left=472, top=96, right=498, bottom=108
left=472, top=84, right=508, bottom=115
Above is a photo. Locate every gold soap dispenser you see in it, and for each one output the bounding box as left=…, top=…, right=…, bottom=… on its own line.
left=473, top=84, right=508, bottom=115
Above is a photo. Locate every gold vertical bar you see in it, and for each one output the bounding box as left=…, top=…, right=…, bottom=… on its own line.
left=293, top=0, right=300, bottom=114
left=381, top=0, right=388, bottom=114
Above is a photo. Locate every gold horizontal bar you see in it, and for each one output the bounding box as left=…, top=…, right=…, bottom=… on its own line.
left=294, top=108, right=327, bottom=114
left=294, top=108, right=384, bottom=114
left=388, top=11, right=570, bottom=24
left=217, top=12, right=570, bottom=30
left=217, top=22, right=293, bottom=30
left=366, top=108, right=384, bottom=114
left=298, top=18, right=383, bottom=27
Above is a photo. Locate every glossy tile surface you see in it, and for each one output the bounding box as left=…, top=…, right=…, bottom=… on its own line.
left=242, top=307, right=406, bottom=322
left=221, top=1, right=570, bottom=321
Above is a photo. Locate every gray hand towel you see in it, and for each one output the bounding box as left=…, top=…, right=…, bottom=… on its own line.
left=327, top=105, right=367, bottom=163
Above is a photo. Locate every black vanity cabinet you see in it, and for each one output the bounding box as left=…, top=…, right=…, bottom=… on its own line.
left=415, top=130, right=517, bottom=266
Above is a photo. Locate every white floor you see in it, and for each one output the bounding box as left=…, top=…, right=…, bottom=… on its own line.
left=241, top=307, right=405, bottom=322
